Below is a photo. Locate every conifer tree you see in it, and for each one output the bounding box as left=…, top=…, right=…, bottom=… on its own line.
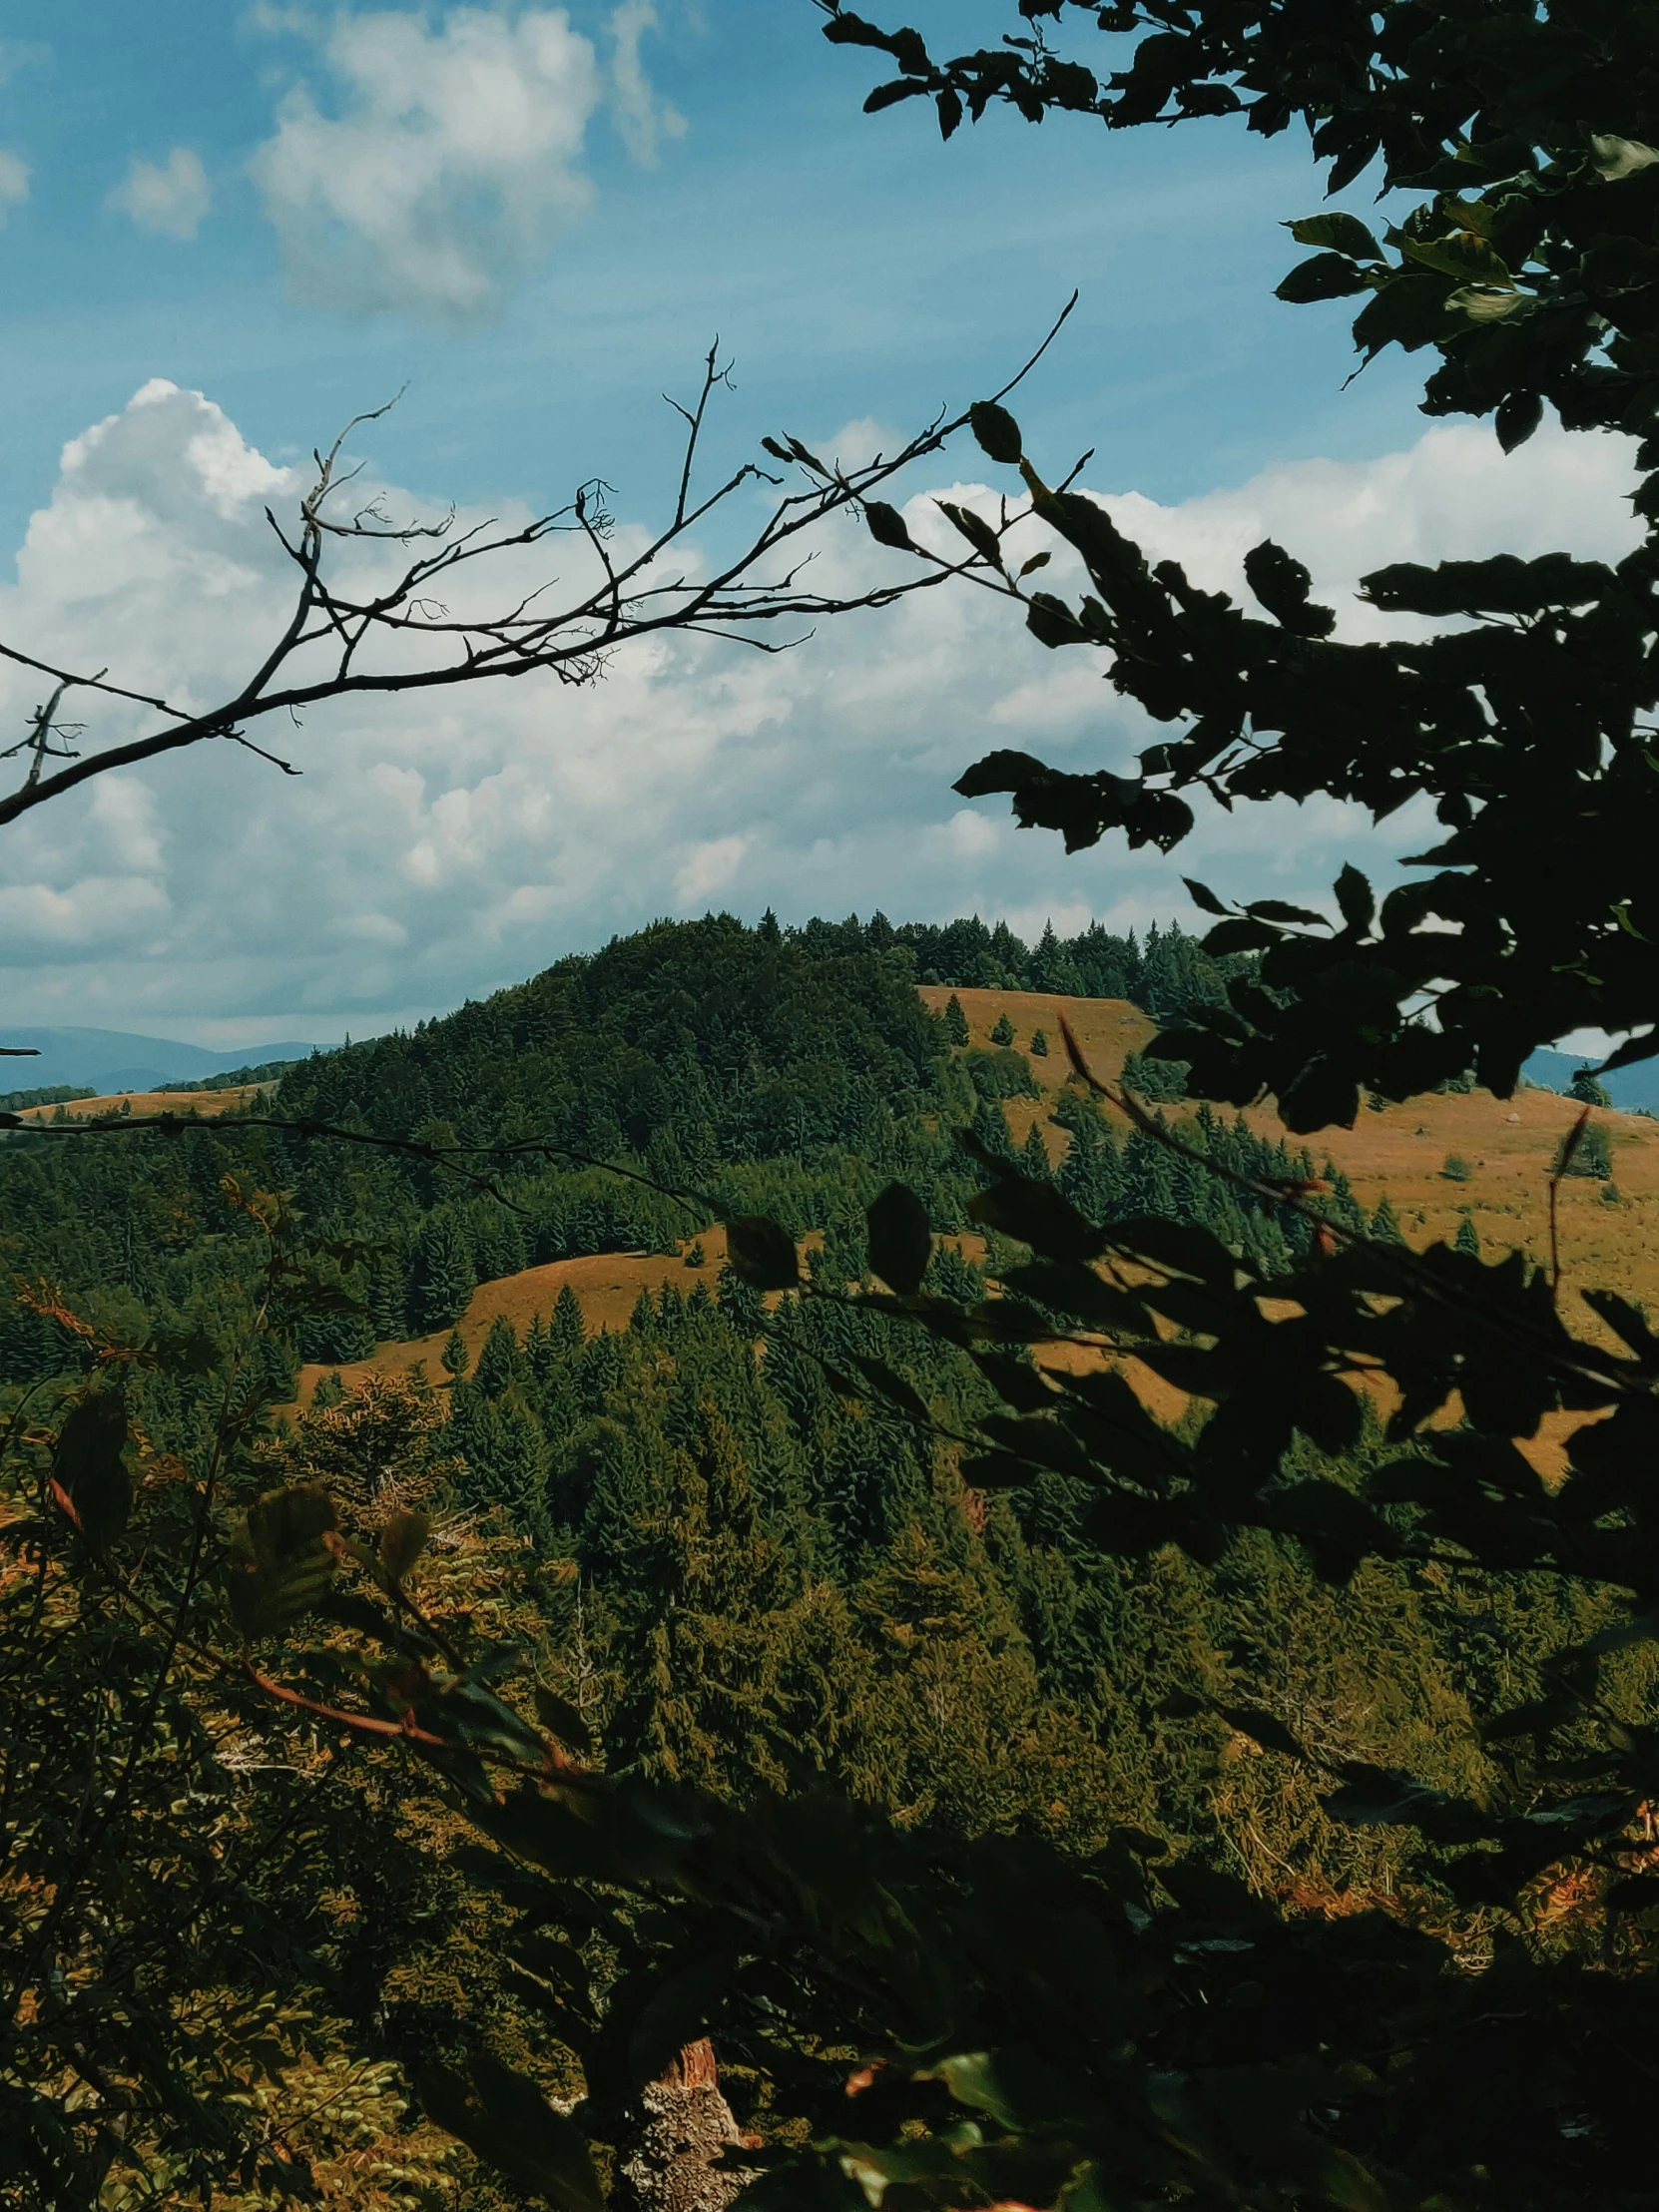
left=551, top=1282, right=585, bottom=1359
left=1455, top=1212, right=1481, bottom=1258
left=990, top=1012, right=1015, bottom=1047
left=473, top=1313, right=520, bottom=1397
left=943, top=992, right=969, bottom=1047
left=1029, top=1027, right=1048, bottom=1056
left=440, top=1327, right=469, bottom=1380
left=1371, top=1194, right=1404, bottom=1243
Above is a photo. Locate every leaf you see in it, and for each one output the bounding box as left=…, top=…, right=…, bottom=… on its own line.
left=378, top=1508, right=430, bottom=1586
left=229, top=1482, right=340, bottom=1640
left=1353, top=272, right=1457, bottom=357
left=1595, top=1028, right=1659, bottom=1076
left=1286, top=212, right=1382, bottom=261
left=414, top=2055, right=605, bottom=2212
left=863, top=499, right=915, bottom=552
left=968, top=399, right=1023, bottom=465
left=1333, top=863, right=1374, bottom=935
left=1276, top=251, right=1372, bottom=302
left=865, top=1180, right=932, bottom=1295
left=725, top=1215, right=801, bottom=1291
left=845, top=1352, right=932, bottom=1427
left=967, top=1173, right=1105, bottom=1264
left=533, top=1683, right=593, bottom=1750
left=863, top=77, right=927, bottom=114
left=937, top=499, right=1002, bottom=567
left=1213, top=1703, right=1312, bottom=1761
left=1495, top=388, right=1543, bottom=452
left=1183, top=876, right=1231, bottom=917
left=53, top=1389, right=131, bottom=1552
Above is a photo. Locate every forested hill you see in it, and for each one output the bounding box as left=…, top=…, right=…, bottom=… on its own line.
left=0, top=910, right=1257, bottom=1393
left=279, top=908, right=1231, bottom=1155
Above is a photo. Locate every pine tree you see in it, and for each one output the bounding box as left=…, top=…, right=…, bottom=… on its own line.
left=990, top=1012, right=1015, bottom=1047
left=1371, top=1194, right=1404, bottom=1243
left=1029, top=1027, right=1049, bottom=1057
left=1019, top=1122, right=1053, bottom=1182
left=473, top=1313, right=520, bottom=1397
left=943, top=993, right=969, bottom=1047
left=551, top=1283, right=585, bottom=1359
left=441, top=1327, right=469, bottom=1380
left=413, top=1216, right=476, bottom=1332
left=1455, top=1213, right=1481, bottom=1258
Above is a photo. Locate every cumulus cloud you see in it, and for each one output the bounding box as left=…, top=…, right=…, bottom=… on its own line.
left=0, top=381, right=1641, bottom=1033
left=0, top=150, right=29, bottom=223
left=109, top=148, right=213, bottom=241
left=249, top=6, right=607, bottom=321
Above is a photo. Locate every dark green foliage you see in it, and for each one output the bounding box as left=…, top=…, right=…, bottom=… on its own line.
left=1442, top=1152, right=1473, bottom=1182
left=1563, top=1119, right=1614, bottom=1179
left=1572, top=1067, right=1614, bottom=1107
left=990, top=1012, right=1015, bottom=1046
left=1455, top=1211, right=1481, bottom=1256
left=943, top=991, right=968, bottom=1045
left=1028, top=1025, right=1048, bottom=1056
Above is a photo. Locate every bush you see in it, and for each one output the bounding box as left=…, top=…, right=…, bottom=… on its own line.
left=1563, top=1122, right=1614, bottom=1179
left=1441, top=1154, right=1473, bottom=1182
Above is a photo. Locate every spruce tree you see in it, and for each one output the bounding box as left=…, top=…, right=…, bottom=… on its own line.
left=440, top=1327, right=469, bottom=1380
left=1455, top=1212, right=1481, bottom=1258
left=551, top=1282, right=585, bottom=1359
left=990, top=1012, right=1015, bottom=1047
left=943, top=993, right=969, bottom=1047
left=473, top=1313, right=520, bottom=1397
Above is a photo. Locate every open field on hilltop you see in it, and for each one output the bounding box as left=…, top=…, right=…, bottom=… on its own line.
left=291, top=984, right=1653, bottom=1477
left=12, top=1083, right=274, bottom=1124
left=923, top=984, right=1659, bottom=1332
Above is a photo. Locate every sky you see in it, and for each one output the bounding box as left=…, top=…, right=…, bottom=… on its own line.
left=0, top=3, right=1641, bottom=1048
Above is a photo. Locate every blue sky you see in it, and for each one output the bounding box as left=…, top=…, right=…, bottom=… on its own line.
left=0, top=5, right=1636, bottom=1044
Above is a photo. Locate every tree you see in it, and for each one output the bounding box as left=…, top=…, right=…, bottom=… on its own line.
left=1572, top=1068, right=1614, bottom=1107
left=1028, top=1026, right=1048, bottom=1056
left=440, top=1324, right=469, bottom=1380
left=1441, top=1152, right=1473, bottom=1182
left=989, top=1012, right=1015, bottom=1046
left=943, top=992, right=969, bottom=1046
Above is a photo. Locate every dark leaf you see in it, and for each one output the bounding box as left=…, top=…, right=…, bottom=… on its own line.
left=726, top=1215, right=801, bottom=1291
left=863, top=499, right=915, bottom=552
left=865, top=1180, right=932, bottom=1295
left=378, top=1508, right=430, bottom=1585
left=53, top=1390, right=131, bottom=1552
left=969, top=399, right=1023, bottom=465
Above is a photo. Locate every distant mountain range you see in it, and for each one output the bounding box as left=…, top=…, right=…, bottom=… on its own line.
left=0, top=1026, right=317, bottom=1097
left=1523, top=1046, right=1659, bottom=1114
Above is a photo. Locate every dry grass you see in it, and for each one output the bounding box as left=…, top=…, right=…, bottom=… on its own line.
left=291, top=987, right=1653, bottom=1481
left=14, top=1083, right=274, bottom=1123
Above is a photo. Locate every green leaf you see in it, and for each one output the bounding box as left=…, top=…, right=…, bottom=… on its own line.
left=229, top=1482, right=340, bottom=1640
left=844, top=1352, right=932, bottom=1427
left=865, top=1180, right=932, bottom=1294
left=968, top=399, right=1023, bottom=464
left=415, top=2055, right=605, bottom=2212
left=1353, top=271, right=1457, bottom=356
left=1182, top=876, right=1231, bottom=917
left=1276, top=251, right=1372, bottom=302
left=1495, top=387, right=1543, bottom=452
left=863, top=499, right=915, bottom=552
left=533, top=1682, right=593, bottom=1750
left=1333, top=863, right=1374, bottom=935
left=53, top=1389, right=131, bottom=1552
left=378, top=1508, right=430, bottom=1586
left=1286, top=212, right=1382, bottom=261
left=726, top=1214, right=801, bottom=1290
left=937, top=499, right=1002, bottom=566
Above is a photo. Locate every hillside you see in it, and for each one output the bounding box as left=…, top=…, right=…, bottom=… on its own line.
left=0, top=1025, right=314, bottom=1098
left=281, top=970, right=1652, bottom=1480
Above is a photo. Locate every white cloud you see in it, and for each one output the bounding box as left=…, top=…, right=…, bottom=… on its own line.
left=109, top=148, right=213, bottom=241
left=609, top=0, right=684, bottom=166
left=249, top=6, right=606, bottom=321
left=0, top=41, right=49, bottom=87
left=0, top=384, right=1641, bottom=1030
left=0, top=150, right=29, bottom=222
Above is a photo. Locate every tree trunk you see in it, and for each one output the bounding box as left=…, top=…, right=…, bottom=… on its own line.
left=612, top=2039, right=757, bottom=2212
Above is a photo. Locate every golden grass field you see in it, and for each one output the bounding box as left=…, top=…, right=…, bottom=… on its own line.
left=14, top=1084, right=274, bottom=1124
left=285, top=986, right=1652, bottom=1476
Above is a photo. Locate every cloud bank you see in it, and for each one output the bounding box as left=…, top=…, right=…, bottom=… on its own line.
left=0, top=379, right=1640, bottom=1041
left=249, top=4, right=682, bottom=322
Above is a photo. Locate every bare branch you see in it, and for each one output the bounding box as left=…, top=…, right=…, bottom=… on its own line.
left=0, top=314, right=1080, bottom=831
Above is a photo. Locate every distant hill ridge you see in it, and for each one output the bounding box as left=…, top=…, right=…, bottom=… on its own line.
left=0, top=1025, right=317, bottom=1104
